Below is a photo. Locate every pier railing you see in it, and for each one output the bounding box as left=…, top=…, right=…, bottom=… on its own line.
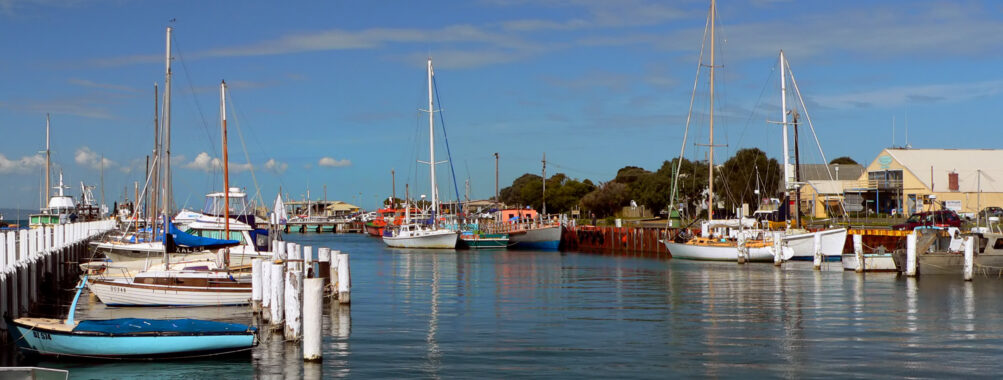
left=0, top=220, right=116, bottom=276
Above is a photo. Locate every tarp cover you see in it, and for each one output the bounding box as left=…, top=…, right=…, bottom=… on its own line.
left=74, top=318, right=254, bottom=334
left=168, top=221, right=240, bottom=250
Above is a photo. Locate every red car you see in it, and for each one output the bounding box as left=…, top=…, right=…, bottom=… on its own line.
left=892, top=210, right=962, bottom=230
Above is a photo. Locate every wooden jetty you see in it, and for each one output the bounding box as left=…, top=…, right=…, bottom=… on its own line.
left=0, top=220, right=116, bottom=342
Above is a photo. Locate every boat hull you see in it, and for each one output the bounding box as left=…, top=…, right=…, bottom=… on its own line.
left=459, top=234, right=509, bottom=249
left=664, top=241, right=775, bottom=262
left=382, top=230, right=458, bottom=249
left=7, top=319, right=255, bottom=360
left=841, top=253, right=897, bottom=271
left=783, top=228, right=847, bottom=261
left=508, top=225, right=561, bottom=250
left=88, top=279, right=251, bottom=307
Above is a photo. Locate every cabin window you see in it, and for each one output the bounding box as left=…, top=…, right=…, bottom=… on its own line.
left=993, top=238, right=1003, bottom=250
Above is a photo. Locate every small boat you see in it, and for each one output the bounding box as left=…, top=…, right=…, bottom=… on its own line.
left=841, top=248, right=896, bottom=272
left=459, top=232, right=509, bottom=249
left=87, top=269, right=251, bottom=306
left=507, top=224, right=561, bottom=250
left=782, top=228, right=848, bottom=261
left=7, top=276, right=257, bottom=359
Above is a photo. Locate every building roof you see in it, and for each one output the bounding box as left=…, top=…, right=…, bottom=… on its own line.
left=324, top=201, right=359, bottom=212
left=883, top=149, right=1003, bottom=193
left=799, top=164, right=864, bottom=181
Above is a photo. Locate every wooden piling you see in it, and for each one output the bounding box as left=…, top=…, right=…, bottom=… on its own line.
left=812, top=232, right=822, bottom=270
left=303, top=278, right=324, bottom=361
left=964, top=236, right=974, bottom=281
left=270, top=262, right=285, bottom=326
left=262, top=259, right=272, bottom=322
left=772, top=232, right=782, bottom=266
left=853, top=234, right=864, bottom=273
left=317, top=248, right=331, bottom=290
left=337, top=252, right=350, bottom=304
left=251, top=259, right=262, bottom=313
left=906, top=232, right=917, bottom=277
left=285, top=246, right=303, bottom=341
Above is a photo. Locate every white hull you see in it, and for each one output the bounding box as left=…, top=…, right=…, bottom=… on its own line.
left=783, top=228, right=847, bottom=260
left=508, top=225, right=561, bottom=249
left=664, top=241, right=775, bottom=262
left=841, top=253, right=897, bottom=271
left=383, top=230, right=458, bottom=249
left=87, top=278, right=251, bottom=306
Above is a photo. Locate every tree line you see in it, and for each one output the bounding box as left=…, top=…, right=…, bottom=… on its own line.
left=497, top=148, right=802, bottom=218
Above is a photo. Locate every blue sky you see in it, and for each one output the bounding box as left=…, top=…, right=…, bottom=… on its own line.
left=2, top=0, right=1003, bottom=211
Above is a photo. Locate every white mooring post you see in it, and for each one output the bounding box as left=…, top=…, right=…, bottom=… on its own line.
left=303, top=278, right=324, bottom=361
left=853, top=234, right=864, bottom=273
left=318, top=248, right=332, bottom=292
left=964, top=236, right=974, bottom=281
left=812, top=232, right=822, bottom=270
left=270, top=262, right=285, bottom=326
left=285, top=246, right=303, bottom=341
left=276, top=241, right=287, bottom=260
left=287, top=242, right=297, bottom=262
left=772, top=232, right=783, bottom=266
left=337, top=252, right=351, bottom=304
left=261, top=260, right=272, bottom=322
left=304, top=245, right=313, bottom=278
left=329, top=250, right=341, bottom=298
left=906, top=232, right=918, bottom=277
left=251, top=259, right=262, bottom=313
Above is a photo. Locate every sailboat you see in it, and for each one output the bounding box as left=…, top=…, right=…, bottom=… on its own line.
left=663, top=0, right=777, bottom=262
left=773, top=51, right=848, bottom=261
left=382, top=58, right=459, bottom=249
left=87, top=79, right=255, bottom=307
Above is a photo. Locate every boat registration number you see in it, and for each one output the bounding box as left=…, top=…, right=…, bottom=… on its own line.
left=110, top=286, right=128, bottom=293
left=33, top=330, right=52, bottom=340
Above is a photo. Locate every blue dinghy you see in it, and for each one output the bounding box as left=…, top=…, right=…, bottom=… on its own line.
left=5, top=276, right=257, bottom=360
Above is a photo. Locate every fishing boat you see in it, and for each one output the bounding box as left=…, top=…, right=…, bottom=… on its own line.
left=458, top=232, right=510, bottom=249
left=381, top=58, right=458, bottom=249
left=7, top=276, right=257, bottom=359
left=507, top=224, right=561, bottom=250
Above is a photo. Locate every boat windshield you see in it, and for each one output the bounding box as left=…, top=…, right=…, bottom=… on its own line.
left=202, top=193, right=251, bottom=216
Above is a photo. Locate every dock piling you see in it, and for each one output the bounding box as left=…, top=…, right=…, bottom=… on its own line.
left=317, top=248, right=331, bottom=290
left=337, top=252, right=351, bottom=304
left=303, top=278, right=324, bottom=361
left=853, top=234, right=864, bottom=273
left=262, top=259, right=272, bottom=322
left=772, top=232, right=782, bottom=266
left=270, top=262, right=285, bottom=326
left=304, top=245, right=313, bottom=278
left=964, top=236, right=974, bottom=281
left=285, top=246, right=303, bottom=341
left=251, top=259, right=262, bottom=313
left=812, top=233, right=822, bottom=270
left=906, top=232, right=917, bottom=277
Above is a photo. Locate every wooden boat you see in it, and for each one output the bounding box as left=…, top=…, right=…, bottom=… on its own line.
left=7, top=275, right=257, bottom=359
left=87, top=269, right=251, bottom=306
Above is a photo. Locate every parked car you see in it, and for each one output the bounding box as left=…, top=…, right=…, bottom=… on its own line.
left=892, top=210, right=962, bottom=230
left=978, top=207, right=1003, bottom=221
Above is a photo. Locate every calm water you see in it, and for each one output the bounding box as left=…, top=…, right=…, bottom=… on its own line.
left=9, top=233, right=1003, bottom=378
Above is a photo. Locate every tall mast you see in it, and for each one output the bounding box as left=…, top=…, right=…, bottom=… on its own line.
left=707, top=0, right=716, bottom=221
left=494, top=153, right=499, bottom=206
left=45, top=114, right=50, bottom=207
left=427, top=58, right=438, bottom=223
left=163, top=26, right=173, bottom=216
left=151, top=82, right=158, bottom=230
left=792, top=111, right=802, bottom=227
left=220, top=80, right=230, bottom=267
left=780, top=51, right=790, bottom=194
left=391, top=169, right=396, bottom=207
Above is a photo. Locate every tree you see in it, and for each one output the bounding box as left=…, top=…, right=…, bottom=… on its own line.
left=829, top=156, right=858, bottom=165
left=581, top=182, right=629, bottom=217
left=498, top=172, right=595, bottom=213
left=715, top=148, right=781, bottom=211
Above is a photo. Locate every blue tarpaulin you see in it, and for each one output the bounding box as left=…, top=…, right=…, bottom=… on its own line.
left=74, top=318, right=254, bottom=334
left=168, top=221, right=239, bottom=250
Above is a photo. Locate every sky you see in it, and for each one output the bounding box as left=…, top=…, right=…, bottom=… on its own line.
left=2, top=0, right=1003, bottom=211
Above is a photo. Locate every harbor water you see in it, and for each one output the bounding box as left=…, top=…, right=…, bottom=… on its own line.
left=7, top=233, right=1003, bottom=378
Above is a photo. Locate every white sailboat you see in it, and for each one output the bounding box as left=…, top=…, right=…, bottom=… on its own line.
left=663, top=0, right=777, bottom=262
left=382, top=58, right=459, bottom=249
left=774, top=51, right=847, bottom=260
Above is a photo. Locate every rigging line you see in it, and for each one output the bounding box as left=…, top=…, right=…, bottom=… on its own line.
left=786, top=56, right=849, bottom=222
left=432, top=75, right=462, bottom=210
left=224, top=89, right=265, bottom=208
left=171, top=35, right=219, bottom=162
left=669, top=5, right=709, bottom=226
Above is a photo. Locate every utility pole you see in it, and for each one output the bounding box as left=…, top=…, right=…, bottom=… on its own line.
left=542, top=152, right=547, bottom=216
left=392, top=169, right=396, bottom=208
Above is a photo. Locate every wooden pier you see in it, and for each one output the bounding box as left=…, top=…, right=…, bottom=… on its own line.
left=282, top=220, right=363, bottom=234
left=0, top=220, right=116, bottom=342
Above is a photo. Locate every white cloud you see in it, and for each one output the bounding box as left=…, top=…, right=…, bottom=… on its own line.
left=183, top=152, right=253, bottom=172
left=318, top=157, right=351, bottom=168
left=74, top=146, right=116, bottom=170
left=0, top=153, right=45, bottom=173
left=264, top=158, right=288, bottom=174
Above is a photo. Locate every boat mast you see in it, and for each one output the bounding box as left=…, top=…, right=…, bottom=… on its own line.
left=780, top=50, right=791, bottom=205
left=151, top=83, right=158, bottom=233
left=707, top=0, right=716, bottom=221
left=494, top=152, right=499, bottom=207
left=427, top=58, right=438, bottom=226
left=163, top=26, right=173, bottom=217
left=221, top=80, right=230, bottom=267
left=391, top=169, right=396, bottom=208
left=792, top=111, right=802, bottom=228
left=45, top=114, right=50, bottom=209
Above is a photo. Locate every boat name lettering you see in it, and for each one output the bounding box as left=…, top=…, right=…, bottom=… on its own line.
left=32, top=330, right=52, bottom=340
